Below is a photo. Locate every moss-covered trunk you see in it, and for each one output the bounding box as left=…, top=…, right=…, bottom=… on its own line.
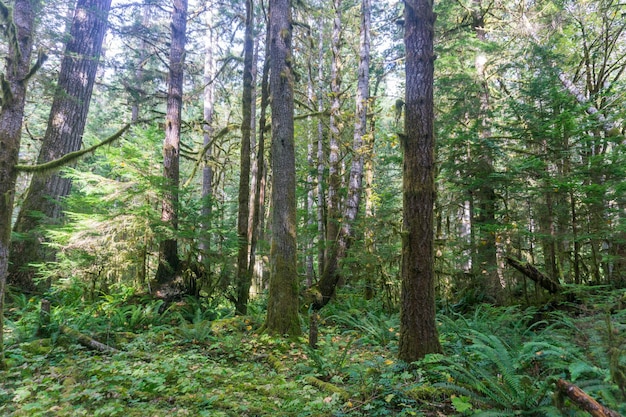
left=264, top=0, right=301, bottom=337
left=0, top=0, right=39, bottom=368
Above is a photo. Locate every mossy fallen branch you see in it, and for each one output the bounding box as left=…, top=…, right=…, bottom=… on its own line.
left=267, top=353, right=286, bottom=373
left=59, top=325, right=120, bottom=354
left=15, top=123, right=131, bottom=173
left=556, top=378, right=623, bottom=417
left=304, top=375, right=351, bottom=401
left=505, top=256, right=561, bottom=294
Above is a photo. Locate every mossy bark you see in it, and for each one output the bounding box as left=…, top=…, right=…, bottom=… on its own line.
left=264, top=0, right=301, bottom=337
left=0, top=0, right=39, bottom=368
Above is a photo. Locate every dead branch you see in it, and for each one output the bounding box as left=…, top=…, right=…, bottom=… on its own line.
left=556, top=378, right=623, bottom=417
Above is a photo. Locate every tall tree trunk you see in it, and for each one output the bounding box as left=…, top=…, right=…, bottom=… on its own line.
left=235, top=0, right=254, bottom=315
left=0, top=0, right=40, bottom=369
left=154, top=0, right=188, bottom=292
left=314, top=0, right=371, bottom=309
left=316, top=21, right=326, bottom=279
left=200, top=5, right=216, bottom=270
left=305, top=23, right=317, bottom=288
left=470, top=2, right=499, bottom=302
left=264, top=0, right=301, bottom=336
left=9, top=0, right=112, bottom=292
left=248, top=10, right=270, bottom=295
left=398, top=0, right=442, bottom=362
left=324, top=0, right=342, bottom=276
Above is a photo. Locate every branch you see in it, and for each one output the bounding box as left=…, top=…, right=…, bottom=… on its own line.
left=15, top=123, right=131, bottom=173
left=556, top=379, right=623, bottom=417
left=60, top=325, right=120, bottom=354
left=182, top=123, right=239, bottom=188
left=505, top=256, right=561, bottom=294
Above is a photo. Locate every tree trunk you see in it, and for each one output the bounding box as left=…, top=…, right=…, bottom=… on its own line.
left=324, top=0, right=343, bottom=281
left=314, top=0, right=371, bottom=310
left=470, top=2, right=500, bottom=302
left=248, top=14, right=270, bottom=296
left=0, top=0, right=40, bottom=369
left=9, top=0, right=112, bottom=292
left=316, top=21, right=326, bottom=279
left=154, top=0, right=187, bottom=292
left=398, top=0, right=443, bottom=362
left=200, top=6, right=216, bottom=270
left=235, top=0, right=254, bottom=315
left=264, top=0, right=301, bottom=336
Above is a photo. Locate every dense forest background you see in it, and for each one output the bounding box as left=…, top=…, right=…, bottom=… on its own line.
left=1, top=0, right=625, bottom=415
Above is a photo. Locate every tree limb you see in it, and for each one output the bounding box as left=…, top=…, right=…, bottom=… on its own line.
left=15, top=123, right=131, bottom=173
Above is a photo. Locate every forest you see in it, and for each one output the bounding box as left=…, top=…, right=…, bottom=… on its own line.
left=0, top=0, right=625, bottom=415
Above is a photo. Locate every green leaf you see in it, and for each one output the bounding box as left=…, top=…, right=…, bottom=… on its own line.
left=451, top=395, right=473, bottom=413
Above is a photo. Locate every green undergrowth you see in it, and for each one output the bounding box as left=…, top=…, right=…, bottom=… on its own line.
left=2, top=286, right=625, bottom=416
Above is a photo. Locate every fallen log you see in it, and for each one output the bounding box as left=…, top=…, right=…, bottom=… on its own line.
left=505, top=256, right=561, bottom=294
left=60, top=325, right=120, bottom=354
left=556, top=378, right=623, bottom=417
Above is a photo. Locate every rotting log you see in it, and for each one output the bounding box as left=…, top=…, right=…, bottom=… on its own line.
left=60, top=325, right=119, bottom=354
left=304, top=376, right=351, bottom=400
left=556, top=378, right=623, bottom=417
left=505, top=256, right=561, bottom=294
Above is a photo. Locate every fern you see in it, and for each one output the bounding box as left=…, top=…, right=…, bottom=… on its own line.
left=429, top=330, right=557, bottom=415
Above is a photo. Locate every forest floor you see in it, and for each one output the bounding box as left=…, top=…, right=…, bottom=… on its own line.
left=1, top=286, right=625, bottom=416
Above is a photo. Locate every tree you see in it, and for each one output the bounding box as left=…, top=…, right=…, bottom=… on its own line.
left=9, top=0, right=112, bottom=292
left=398, top=0, right=442, bottom=362
left=235, top=0, right=254, bottom=315
left=0, top=0, right=41, bottom=369
left=154, top=0, right=188, bottom=292
left=264, top=0, right=301, bottom=336
left=314, top=0, right=371, bottom=310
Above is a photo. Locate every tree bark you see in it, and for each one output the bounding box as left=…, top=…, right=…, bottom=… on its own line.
left=9, top=0, right=112, bottom=292
left=398, top=0, right=443, bottom=362
left=154, top=0, right=188, bottom=291
left=264, top=0, right=301, bottom=336
left=0, top=0, right=40, bottom=369
left=235, top=0, right=254, bottom=315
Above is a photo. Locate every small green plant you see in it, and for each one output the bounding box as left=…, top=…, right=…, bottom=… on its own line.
left=302, top=334, right=355, bottom=379
left=328, top=310, right=398, bottom=346
left=172, top=308, right=214, bottom=344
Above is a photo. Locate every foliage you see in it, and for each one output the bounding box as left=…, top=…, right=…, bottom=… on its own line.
left=3, top=290, right=626, bottom=416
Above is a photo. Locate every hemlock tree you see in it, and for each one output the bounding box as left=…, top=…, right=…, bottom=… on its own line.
left=398, top=0, right=442, bottom=362
left=0, top=0, right=41, bottom=369
left=264, top=0, right=301, bottom=336
left=154, top=0, right=188, bottom=293
left=9, top=0, right=112, bottom=292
